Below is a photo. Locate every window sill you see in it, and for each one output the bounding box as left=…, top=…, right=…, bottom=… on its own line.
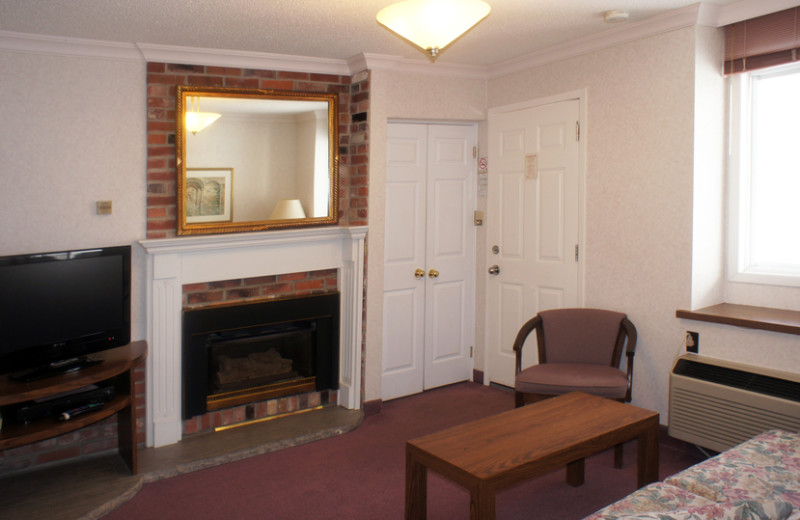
left=676, top=303, right=800, bottom=336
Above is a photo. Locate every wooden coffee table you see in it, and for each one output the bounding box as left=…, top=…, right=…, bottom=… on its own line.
left=405, top=391, right=659, bottom=520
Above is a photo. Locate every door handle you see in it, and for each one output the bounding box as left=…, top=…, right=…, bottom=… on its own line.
left=488, top=265, right=500, bottom=275
left=414, top=268, right=425, bottom=279
left=428, top=269, right=439, bottom=279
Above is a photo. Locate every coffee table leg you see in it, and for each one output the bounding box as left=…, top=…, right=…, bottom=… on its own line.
left=406, top=448, right=427, bottom=520
left=637, top=422, right=659, bottom=488
left=566, top=457, right=585, bottom=486
left=470, top=482, right=496, bottom=520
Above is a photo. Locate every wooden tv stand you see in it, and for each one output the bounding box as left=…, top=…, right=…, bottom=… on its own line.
left=0, top=341, right=147, bottom=474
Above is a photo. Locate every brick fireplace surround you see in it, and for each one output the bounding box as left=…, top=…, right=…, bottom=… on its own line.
left=140, top=227, right=366, bottom=448
left=141, top=63, right=370, bottom=449
left=0, top=63, right=369, bottom=472
left=181, top=271, right=340, bottom=437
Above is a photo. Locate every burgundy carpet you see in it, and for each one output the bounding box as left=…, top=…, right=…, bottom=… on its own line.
left=102, top=383, right=706, bottom=519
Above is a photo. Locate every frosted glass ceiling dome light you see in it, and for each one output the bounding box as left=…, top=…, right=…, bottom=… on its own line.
left=185, top=96, right=221, bottom=135
left=604, top=9, right=629, bottom=23
left=377, top=0, right=491, bottom=61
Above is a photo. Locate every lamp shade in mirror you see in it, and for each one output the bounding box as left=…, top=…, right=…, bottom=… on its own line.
left=269, top=199, right=307, bottom=220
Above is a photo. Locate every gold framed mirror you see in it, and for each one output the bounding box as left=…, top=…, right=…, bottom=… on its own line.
left=176, top=85, right=339, bottom=235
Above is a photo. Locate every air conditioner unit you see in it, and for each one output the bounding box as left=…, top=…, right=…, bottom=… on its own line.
left=669, top=353, right=800, bottom=452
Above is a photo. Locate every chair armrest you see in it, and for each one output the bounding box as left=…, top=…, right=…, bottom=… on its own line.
left=513, top=315, right=542, bottom=375
left=622, top=317, right=637, bottom=355
left=622, top=317, right=637, bottom=401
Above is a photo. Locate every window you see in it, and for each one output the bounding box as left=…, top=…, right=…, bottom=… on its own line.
left=728, top=62, right=800, bottom=287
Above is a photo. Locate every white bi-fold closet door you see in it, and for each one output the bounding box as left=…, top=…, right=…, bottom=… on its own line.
left=382, top=122, right=476, bottom=400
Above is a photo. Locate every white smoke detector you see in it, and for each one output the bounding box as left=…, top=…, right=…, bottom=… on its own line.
left=604, top=9, right=629, bottom=23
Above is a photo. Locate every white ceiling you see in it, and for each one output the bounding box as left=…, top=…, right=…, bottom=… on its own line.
left=0, top=0, right=789, bottom=67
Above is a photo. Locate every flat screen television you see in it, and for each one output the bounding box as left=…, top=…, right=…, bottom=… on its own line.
left=0, top=245, right=131, bottom=380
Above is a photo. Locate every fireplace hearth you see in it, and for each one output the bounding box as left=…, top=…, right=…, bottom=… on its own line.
left=183, top=293, right=339, bottom=419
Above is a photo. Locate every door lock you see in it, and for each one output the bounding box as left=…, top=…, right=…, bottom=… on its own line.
left=488, top=265, right=500, bottom=275
left=428, top=269, right=440, bottom=279
left=414, top=268, right=425, bottom=279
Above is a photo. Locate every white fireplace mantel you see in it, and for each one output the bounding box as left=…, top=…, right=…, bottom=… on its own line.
left=140, top=226, right=367, bottom=448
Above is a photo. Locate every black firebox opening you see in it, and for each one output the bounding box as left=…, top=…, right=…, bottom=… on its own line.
left=209, top=323, right=313, bottom=394
left=182, top=292, right=339, bottom=420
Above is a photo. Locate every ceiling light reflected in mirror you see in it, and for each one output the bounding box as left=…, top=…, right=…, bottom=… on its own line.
left=185, top=96, right=221, bottom=135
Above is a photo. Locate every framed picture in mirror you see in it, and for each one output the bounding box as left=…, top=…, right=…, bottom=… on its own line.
left=185, top=168, right=233, bottom=223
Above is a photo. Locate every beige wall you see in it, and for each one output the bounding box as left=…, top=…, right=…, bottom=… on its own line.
left=486, top=25, right=800, bottom=419
left=691, top=25, right=726, bottom=310
left=487, top=27, right=697, bottom=416
left=0, top=50, right=148, bottom=341
left=365, top=70, right=487, bottom=402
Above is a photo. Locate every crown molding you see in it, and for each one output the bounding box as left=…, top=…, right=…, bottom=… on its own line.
left=0, top=30, right=142, bottom=61
left=487, top=3, right=704, bottom=79
left=484, top=0, right=798, bottom=79
left=1, top=1, right=795, bottom=79
left=0, top=30, right=354, bottom=75
left=136, top=43, right=351, bottom=75
left=357, top=53, right=489, bottom=79
left=697, top=3, right=724, bottom=27
left=714, top=0, right=800, bottom=27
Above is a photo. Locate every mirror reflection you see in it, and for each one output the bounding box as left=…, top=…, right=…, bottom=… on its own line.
left=176, top=86, right=339, bottom=235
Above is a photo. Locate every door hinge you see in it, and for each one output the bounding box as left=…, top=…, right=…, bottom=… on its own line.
left=576, top=121, right=580, bottom=142
left=575, top=244, right=579, bottom=262
left=473, top=146, right=477, bottom=158
left=470, top=346, right=473, bottom=358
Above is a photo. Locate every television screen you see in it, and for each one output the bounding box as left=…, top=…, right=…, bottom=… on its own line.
left=0, top=245, right=131, bottom=378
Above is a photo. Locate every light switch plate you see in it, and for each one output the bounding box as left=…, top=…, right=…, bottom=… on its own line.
left=96, top=201, right=112, bottom=215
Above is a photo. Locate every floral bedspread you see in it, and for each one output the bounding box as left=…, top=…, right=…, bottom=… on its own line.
left=585, top=429, right=800, bottom=520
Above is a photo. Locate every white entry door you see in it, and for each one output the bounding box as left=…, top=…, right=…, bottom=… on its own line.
left=382, top=122, right=476, bottom=400
left=486, top=99, right=582, bottom=387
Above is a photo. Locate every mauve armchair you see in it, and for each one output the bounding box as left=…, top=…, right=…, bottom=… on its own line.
left=513, top=308, right=638, bottom=473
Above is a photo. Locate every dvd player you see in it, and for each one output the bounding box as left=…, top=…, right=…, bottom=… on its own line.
left=13, top=384, right=114, bottom=423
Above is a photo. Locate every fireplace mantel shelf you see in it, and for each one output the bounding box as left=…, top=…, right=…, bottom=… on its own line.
left=140, top=226, right=367, bottom=448
left=141, top=226, right=365, bottom=254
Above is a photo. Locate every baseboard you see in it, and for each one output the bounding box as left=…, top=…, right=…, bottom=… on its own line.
left=363, top=398, right=382, bottom=417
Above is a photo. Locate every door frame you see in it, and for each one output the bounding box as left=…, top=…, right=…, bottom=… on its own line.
left=483, top=89, right=588, bottom=385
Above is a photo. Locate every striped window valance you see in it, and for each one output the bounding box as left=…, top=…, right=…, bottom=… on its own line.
left=725, top=6, right=800, bottom=74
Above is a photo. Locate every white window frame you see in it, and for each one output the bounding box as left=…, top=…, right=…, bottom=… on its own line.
left=727, top=62, right=800, bottom=288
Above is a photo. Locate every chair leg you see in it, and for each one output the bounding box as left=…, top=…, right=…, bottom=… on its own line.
left=514, top=391, right=524, bottom=408
left=613, top=442, right=624, bottom=468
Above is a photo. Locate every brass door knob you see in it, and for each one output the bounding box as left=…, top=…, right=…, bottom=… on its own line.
left=414, top=268, right=425, bottom=279
left=428, top=269, right=439, bottom=279
left=488, top=265, right=500, bottom=275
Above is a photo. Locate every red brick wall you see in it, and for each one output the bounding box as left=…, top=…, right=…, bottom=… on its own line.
left=183, top=269, right=338, bottom=308
left=346, top=71, right=370, bottom=224
left=146, top=63, right=370, bottom=238
left=182, top=269, right=340, bottom=436
left=183, top=385, right=338, bottom=437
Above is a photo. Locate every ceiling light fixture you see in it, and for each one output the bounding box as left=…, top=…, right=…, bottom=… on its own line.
left=185, top=96, right=221, bottom=135
left=604, top=9, right=629, bottom=23
left=377, top=0, right=491, bottom=61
